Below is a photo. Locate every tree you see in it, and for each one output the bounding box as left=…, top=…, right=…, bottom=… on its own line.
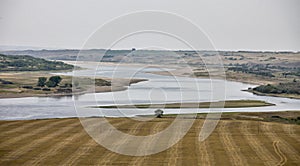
left=49, top=76, right=62, bottom=84
left=155, top=109, right=164, bottom=118
left=46, top=76, right=62, bottom=87
left=37, top=77, right=47, bottom=87
left=45, top=80, right=56, bottom=87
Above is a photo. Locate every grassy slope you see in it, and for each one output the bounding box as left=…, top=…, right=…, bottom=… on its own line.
left=0, top=54, right=73, bottom=71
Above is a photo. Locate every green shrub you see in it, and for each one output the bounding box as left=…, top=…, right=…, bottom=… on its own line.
left=22, top=85, right=33, bottom=89
left=37, top=77, right=47, bottom=87
left=46, top=76, right=62, bottom=87
left=42, top=88, right=51, bottom=91
left=45, top=81, right=56, bottom=87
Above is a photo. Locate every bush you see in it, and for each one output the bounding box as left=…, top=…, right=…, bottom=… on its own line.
left=42, top=88, right=51, bottom=91
left=49, top=76, right=62, bottom=85
left=46, top=76, right=62, bottom=87
left=0, top=79, right=13, bottom=84
left=56, top=88, right=72, bottom=93
left=22, top=85, right=33, bottom=89
left=45, top=80, right=57, bottom=87
left=37, top=77, right=47, bottom=87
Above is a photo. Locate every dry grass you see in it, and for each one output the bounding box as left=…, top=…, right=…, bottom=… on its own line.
left=0, top=72, right=72, bottom=97
left=0, top=113, right=299, bottom=165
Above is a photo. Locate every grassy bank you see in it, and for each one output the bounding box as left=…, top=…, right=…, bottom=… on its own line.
left=246, top=89, right=300, bottom=99
left=94, top=100, right=275, bottom=109
left=141, top=111, right=300, bottom=125
left=246, top=82, right=300, bottom=99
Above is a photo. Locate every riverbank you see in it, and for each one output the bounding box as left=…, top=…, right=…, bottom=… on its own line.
left=148, top=67, right=276, bottom=85
left=139, top=111, right=300, bottom=124
left=149, top=67, right=300, bottom=100
left=95, top=100, right=275, bottom=109
left=0, top=71, right=147, bottom=99
left=244, top=89, right=300, bottom=99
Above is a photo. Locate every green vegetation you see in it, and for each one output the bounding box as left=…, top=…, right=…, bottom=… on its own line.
left=138, top=111, right=300, bottom=125
left=37, top=77, right=47, bottom=87
left=269, top=115, right=300, bottom=125
left=95, top=79, right=111, bottom=86
left=0, top=78, right=13, bottom=85
left=193, top=71, right=209, bottom=77
left=0, top=71, right=144, bottom=98
left=228, top=64, right=275, bottom=77
left=0, top=72, right=73, bottom=97
left=37, top=76, right=63, bottom=88
left=46, top=76, right=62, bottom=87
left=36, top=76, right=73, bottom=93
left=94, top=100, right=274, bottom=109
left=0, top=54, right=73, bottom=71
left=250, top=82, right=300, bottom=95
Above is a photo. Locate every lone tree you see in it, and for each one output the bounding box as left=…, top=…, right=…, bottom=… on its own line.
left=37, top=77, right=47, bottom=87
left=46, top=76, right=62, bottom=87
left=155, top=109, right=164, bottom=118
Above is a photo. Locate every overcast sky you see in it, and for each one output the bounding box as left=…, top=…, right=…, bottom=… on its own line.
left=0, top=0, right=299, bottom=51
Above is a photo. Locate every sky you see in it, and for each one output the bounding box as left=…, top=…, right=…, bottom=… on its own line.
left=0, top=0, right=299, bottom=51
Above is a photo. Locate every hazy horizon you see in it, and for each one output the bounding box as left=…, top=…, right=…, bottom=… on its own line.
left=1, top=0, right=299, bottom=51
left=1, top=45, right=300, bottom=53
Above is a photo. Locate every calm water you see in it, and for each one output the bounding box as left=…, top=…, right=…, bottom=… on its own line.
left=0, top=63, right=299, bottom=120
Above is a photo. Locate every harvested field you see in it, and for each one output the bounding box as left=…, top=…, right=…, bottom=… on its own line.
left=0, top=116, right=299, bottom=165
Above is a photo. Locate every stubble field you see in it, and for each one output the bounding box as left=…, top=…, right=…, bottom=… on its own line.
left=0, top=114, right=299, bottom=165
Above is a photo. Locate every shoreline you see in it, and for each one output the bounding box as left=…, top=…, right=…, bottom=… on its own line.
left=94, top=99, right=275, bottom=109
left=149, top=68, right=300, bottom=100
left=1, top=110, right=299, bottom=122
left=0, top=78, right=147, bottom=99
left=244, top=89, right=300, bottom=100
left=148, top=69, right=268, bottom=86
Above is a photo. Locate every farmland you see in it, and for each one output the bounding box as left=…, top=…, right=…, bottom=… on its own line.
left=0, top=111, right=299, bottom=165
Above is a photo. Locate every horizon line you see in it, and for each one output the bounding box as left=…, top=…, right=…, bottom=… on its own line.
left=1, top=48, right=299, bottom=53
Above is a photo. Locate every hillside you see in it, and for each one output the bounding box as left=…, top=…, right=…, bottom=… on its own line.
left=0, top=54, right=73, bottom=71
